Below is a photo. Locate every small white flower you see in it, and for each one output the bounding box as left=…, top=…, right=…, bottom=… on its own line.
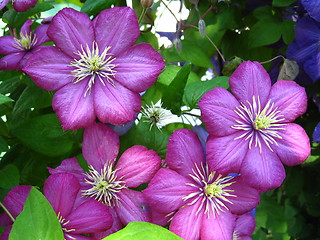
left=141, top=102, right=172, bottom=130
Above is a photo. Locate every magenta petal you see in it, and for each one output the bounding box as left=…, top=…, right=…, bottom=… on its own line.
left=33, top=24, right=50, bottom=45
left=269, top=80, right=307, bottom=122
left=65, top=234, right=93, bottom=240
left=115, top=189, right=151, bottom=225
left=240, top=145, right=286, bottom=192
left=276, top=123, right=310, bottom=166
left=65, top=200, right=112, bottom=234
left=143, top=168, right=194, bottom=214
left=0, top=36, right=21, bottom=54
left=43, top=173, right=80, bottom=217
left=93, top=7, right=140, bottom=56
left=94, top=80, right=141, bottom=125
left=0, top=0, right=10, bottom=11
left=20, top=19, right=33, bottom=35
left=170, top=199, right=203, bottom=240
left=235, top=213, right=256, bottom=236
left=165, top=129, right=204, bottom=177
left=83, top=123, right=120, bottom=170
left=206, top=133, right=249, bottom=175
left=116, top=145, right=161, bottom=188
left=201, top=211, right=236, bottom=240
left=229, top=61, right=271, bottom=106
left=2, top=186, right=31, bottom=219
left=52, top=81, right=95, bottom=130
left=92, top=209, right=123, bottom=239
left=224, top=176, right=260, bottom=215
left=48, top=8, right=94, bottom=58
left=114, top=43, right=164, bottom=92
left=48, top=158, right=85, bottom=184
left=13, top=0, right=38, bottom=12
left=0, top=52, right=25, bottom=71
left=23, top=46, right=73, bottom=91
left=199, top=87, right=240, bottom=136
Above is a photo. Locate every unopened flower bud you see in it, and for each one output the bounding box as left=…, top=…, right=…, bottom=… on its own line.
left=174, top=38, right=182, bottom=54
left=277, top=59, right=299, bottom=81
left=141, top=0, right=154, bottom=8
left=198, top=19, right=206, bottom=38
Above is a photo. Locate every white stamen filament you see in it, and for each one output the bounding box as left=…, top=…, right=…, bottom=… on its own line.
left=69, top=42, right=117, bottom=96
left=231, top=96, right=286, bottom=153
left=182, top=163, right=237, bottom=218
left=13, top=33, right=38, bottom=51
left=82, top=164, right=126, bottom=207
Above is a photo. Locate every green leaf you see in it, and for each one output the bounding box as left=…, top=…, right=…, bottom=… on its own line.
left=103, top=222, right=183, bottom=240
left=3, top=3, right=54, bottom=28
left=12, top=84, right=52, bottom=114
left=0, top=164, right=19, bottom=189
left=248, top=19, right=282, bottom=48
left=120, top=121, right=170, bottom=159
left=0, top=94, right=13, bottom=105
left=11, top=114, right=74, bottom=157
left=9, top=187, right=64, bottom=240
left=183, top=76, right=229, bottom=109
left=179, top=40, right=213, bottom=68
left=162, top=62, right=192, bottom=115
left=255, top=194, right=287, bottom=234
left=81, top=0, right=120, bottom=16
left=281, top=20, right=295, bottom=44
left=0, top=136, right=8, bottom=152
left=272, top=0, right=296, bottom=7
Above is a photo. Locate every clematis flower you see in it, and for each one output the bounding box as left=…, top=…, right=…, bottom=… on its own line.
left=198, top=61, right=310, bottom=192
left=49, top=122, right=162, bottom=237
left=143, top=129, right=260, bottom=240
left=24, top=7, right=165, bottom=130
left=301, top=0, right=320, bottom=22
left=0, top=186, right=31, bottom=240
left=0, top=0, right=38, bottom=12
left=43, top=173, right=113, bottom=240
left=0, top=19, right=50, bottom=71
left=287, top=16, right=320, bottom=83
left=233, top=213, right=256, bottom=240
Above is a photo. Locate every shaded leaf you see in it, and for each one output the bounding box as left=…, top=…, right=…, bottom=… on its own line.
left=0, top=164, right=19, bottom=189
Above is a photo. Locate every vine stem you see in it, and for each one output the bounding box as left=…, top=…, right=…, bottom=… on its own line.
left=138, top=7, right=148, bottom=25
left=0, top=202, right=15, bottom=222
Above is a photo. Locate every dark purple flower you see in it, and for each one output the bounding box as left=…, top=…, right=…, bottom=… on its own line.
left=24, top=7, right=165, bottom=130
left=0, top=0, right=38, bottom=12
left=143, top=129, right=260, bottom=240
left=198, top=61, right=310, bottom=192
left=43, top=173, right=113, bottom=240
left=287, top=16, right=320, bottom=83
left=49, top=122, right=162, bottom=237
left=301, top=0, right=320, bottom=22
left=0, top=19, right=50, bottom=71
left=233, top=213, right=256, bottom=240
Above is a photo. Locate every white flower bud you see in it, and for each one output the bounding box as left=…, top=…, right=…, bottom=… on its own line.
left=277, top=59, right=299, bottom=81
left=198, top=19, right=206, bottom=38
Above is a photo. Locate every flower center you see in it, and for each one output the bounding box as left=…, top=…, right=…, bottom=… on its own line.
left=82, top=164, right=126, bottom=207
left=183, top=163, right=236, bottom=218
left=69, top=42, right=117, bottom=96
left=232, top=95, right=286, bottom=153
left=141, top=102, right=172, bottom=130
left=13, top=33, right=37, bottom=51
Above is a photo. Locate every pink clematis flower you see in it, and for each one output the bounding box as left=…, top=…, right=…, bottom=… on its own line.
left=233, top=213, right=256, bottom=240
left=23, top=7, right=165, bottom=130
left=49, top=122, right=162, bottom=237
left=0, top=0, right=38, bottom=12
left=44, top=173, right=113, bottom=240
left=198, top=61, right=310, bottom=192
left=0, top=173, right=112, bottom=240
left=143, top=129, right=260, bottom=240
left=0, top=19, right=50, bottom=71
left=0, top=186, right=31, bottom=240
